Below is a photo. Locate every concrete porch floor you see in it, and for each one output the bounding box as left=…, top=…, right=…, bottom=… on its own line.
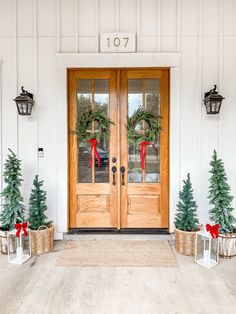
left=0, top=236, right=236, bottom=314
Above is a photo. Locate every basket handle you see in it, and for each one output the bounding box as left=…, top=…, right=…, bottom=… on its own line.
left=37, top=225, right=48, bottom=231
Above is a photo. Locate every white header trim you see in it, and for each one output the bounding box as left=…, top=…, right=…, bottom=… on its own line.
left=55, top=53, right=181, bottom=68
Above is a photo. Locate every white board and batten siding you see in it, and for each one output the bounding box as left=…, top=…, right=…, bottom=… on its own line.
left=0, top=0, right=236, bottom=238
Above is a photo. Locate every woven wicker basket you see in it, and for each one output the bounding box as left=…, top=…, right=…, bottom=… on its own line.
left=174, top=227, right=197, bottom=256
left=30, top=225, right=54, bottom=255
left=218, top=233, right=236, bottom=258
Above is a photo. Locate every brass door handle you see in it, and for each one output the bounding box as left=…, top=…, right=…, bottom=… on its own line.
left=111, top=166, right=117, bottom=185
left=120, top=166, right=125, bottom=185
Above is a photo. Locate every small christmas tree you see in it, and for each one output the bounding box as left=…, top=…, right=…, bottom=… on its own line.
left=208, top=150, right=235, bottom=234
left=0, top=149, right=25, bottom=230
left=28, top=175, right=51, bottom=230
left=174, top=173, right=199, bottom=231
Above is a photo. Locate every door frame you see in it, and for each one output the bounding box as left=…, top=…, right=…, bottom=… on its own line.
left=55, top=52, right=181, bottom=236
left=68, top=67, right=169, bottom=231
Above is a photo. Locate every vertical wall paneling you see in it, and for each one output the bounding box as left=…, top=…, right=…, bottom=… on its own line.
left=116, top=0, right=120, bottom=32
left=14, top=0, right=19, bottom=154
left=34, top=0, right=39, bottom=173
left=176, top=0, right=181, bottom=190
left=139, top=0, right=157, bottom=51
left=56, top=0, right=61, bottom=53
left=218, top=0, right=224, bottom=157
left=197, top=0, right=203, bottom=221
left=96, top=0, right=100, bottom=52
left=176, top=0, right=181, bottom=52
left=38, top=0, right=57, bottom=37
left=74, top=0, right=79, bottom=52
left=157, top=0, right=161, bottom=51
left=17, top=0, right=34, bottom=37
left=119, top=0, right=136, bottom=32
left=0, top=0, right=13, bottom=37
left=136, top=0, right=140, bottom=52
left=99, top=0, right=116, bottom=33
left=38, top=37, right=58, bottom=230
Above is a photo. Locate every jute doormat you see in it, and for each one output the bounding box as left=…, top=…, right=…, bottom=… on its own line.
left=56, top=240, right=177, bottom=267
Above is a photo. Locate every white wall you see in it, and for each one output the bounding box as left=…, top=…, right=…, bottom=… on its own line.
left=0, top=0, right=236, bottom=237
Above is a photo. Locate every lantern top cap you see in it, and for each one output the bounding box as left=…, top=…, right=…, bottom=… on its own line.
left=203, top=84, right=225, bottom=101
left=19, top=86, right=33, bottom=100
left=13, top=86, right=34, bottom=103
left=196, top=229, right=214, bottom=238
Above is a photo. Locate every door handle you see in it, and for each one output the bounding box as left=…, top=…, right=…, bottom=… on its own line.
left=120, top=166, right=126, bottom=185
left=111, top=166, right=117, bottom=185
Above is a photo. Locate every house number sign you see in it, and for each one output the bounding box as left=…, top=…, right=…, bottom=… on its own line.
left=100, top=33, right=136, bottom=53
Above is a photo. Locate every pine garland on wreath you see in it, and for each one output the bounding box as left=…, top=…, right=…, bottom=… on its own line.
left=208, top=150, right=235, bottom=234
left=174, top=173, right=199, bottom=232
left=75, top=108, right=114, bottom=143
left=28, top=175, right=51, bottom=230
left=127, top=108, right=160, bottom=144
left=0, top=149, right=25, bottom=231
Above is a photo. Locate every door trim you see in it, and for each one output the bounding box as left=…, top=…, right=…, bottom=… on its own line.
left=53, top=50, right=181, bottom=237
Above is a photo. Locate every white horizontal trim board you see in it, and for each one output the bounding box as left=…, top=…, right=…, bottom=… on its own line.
left=0, top=0, right=236, bottom=237
left=55, top=52, right=181, bottom=67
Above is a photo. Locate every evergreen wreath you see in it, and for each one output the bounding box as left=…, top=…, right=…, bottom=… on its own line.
left=127, top=108, right=160, bottom=144
left=75, top=108, right=113, bottom=142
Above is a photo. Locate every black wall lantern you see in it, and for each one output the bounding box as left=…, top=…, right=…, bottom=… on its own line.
left=13, top=86, right=34, bottom=116
left=203, top=85, right=225, bottom=114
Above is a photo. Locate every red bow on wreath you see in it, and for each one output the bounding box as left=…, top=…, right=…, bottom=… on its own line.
left=88, top=139, right=101, bottom=168
left=15, top=222, right=28, bottom=238
left=206, top=223, right=220, bottom=238
left=139, top=141, right=150, bottom=170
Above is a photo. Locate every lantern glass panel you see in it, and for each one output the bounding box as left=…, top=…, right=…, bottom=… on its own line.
left=205, top=100, right=211, bottom=113
left=7, top=230, right=31, bottom=264
left=195, top=231, right=219, bottom=269
left=211, top=101, right=217, bottom=113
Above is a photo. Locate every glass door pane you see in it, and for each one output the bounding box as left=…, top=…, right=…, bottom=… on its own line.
left=77, top=79, right=92, bottom=183
left=127, top=78, right=160, bottom=184
left=145, top=79, right=160, bottom=183
left=128, top=79, right=142, bottom=183
left=77, top=79, right=110, bottom=184
left=94, top=79, right=109, bottom=183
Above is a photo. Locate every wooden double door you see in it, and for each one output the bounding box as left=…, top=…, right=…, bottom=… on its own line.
left=68, top=68, right=169, bottom=230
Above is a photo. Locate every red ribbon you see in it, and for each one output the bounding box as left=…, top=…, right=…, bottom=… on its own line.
left=15, top=222, right=28, bottom=238
left=139, top=141, right=150, bottom=170
left=206, top=223, right=220, bottom=238
left=88, top=139, right=101, bottom=168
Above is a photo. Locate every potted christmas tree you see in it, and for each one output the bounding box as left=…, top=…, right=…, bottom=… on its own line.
left=174, top=173, right=200, bottom=256
left=28, top=175, right=54, bottom=255
left=208, top=150, right=236, bottom=258
left=0, top=149, right=25, bottom=254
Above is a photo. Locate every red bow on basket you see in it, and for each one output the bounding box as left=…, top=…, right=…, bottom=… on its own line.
left=88, top=139, right=101, bottom=168
left=15, top=222, right=28, bottom=238
left=206, top=223, right=220, bottom=238
left=139, top=141, right=150, bottom=170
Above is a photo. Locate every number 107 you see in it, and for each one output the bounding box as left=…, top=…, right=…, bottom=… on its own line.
left=107, top=37, right=129, bottom=48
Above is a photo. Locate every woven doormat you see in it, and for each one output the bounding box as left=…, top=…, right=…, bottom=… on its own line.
left=56, top=240, right=177, bottom=267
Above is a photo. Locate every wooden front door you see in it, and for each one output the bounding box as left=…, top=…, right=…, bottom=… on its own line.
left=68, top=68, right=169, bottom=230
